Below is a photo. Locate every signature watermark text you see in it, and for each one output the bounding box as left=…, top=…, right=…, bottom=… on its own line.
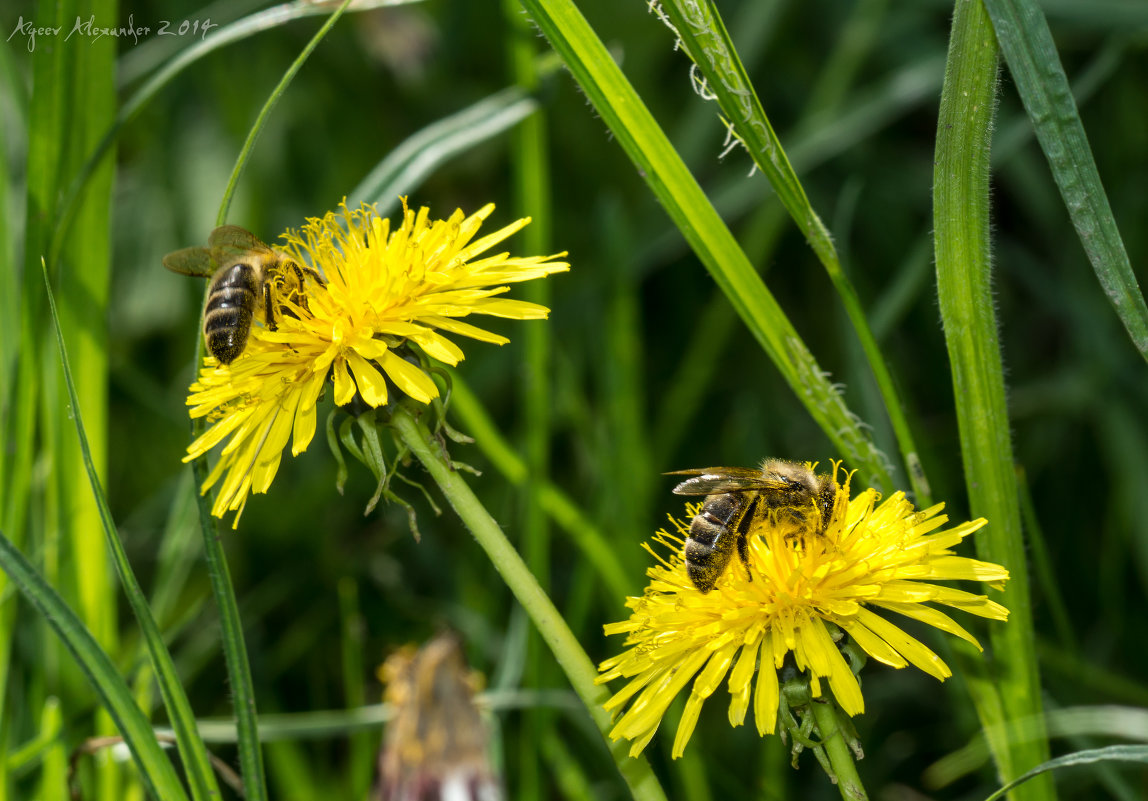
left=8, top=14, right=217, bottom=52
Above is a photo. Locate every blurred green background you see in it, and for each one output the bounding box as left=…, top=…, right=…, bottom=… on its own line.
left=2, top=0, right=1147, bottom=799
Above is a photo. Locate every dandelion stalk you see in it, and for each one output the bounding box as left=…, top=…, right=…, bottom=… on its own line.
left=809, top=700, right=867, bottom=801
left=388, top=404, right=668, bottom=801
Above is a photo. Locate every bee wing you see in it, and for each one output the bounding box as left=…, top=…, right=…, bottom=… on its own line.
left=162, top=246, right=218, bottom=277
left=209, top=225, right=274, bottom=264
left=667, top=467, right=770, bottom=495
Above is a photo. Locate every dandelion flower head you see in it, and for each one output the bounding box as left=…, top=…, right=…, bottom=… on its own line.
left=597, top=464, right=1009, bottom=758
left=184, top=199, right=568, bottom=525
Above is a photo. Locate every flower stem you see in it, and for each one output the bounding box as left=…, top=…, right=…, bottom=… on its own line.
left=389, top=405, right=667, bottom=801
left=810, top=700, right=868, bottom=801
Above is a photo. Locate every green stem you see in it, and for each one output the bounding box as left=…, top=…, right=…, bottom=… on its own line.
left=389, top=405, right=667, bottom=801
left=810, top=700, right=868, bottom=801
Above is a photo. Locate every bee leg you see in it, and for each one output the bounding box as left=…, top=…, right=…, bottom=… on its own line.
left=298, top=262, right=323, bottom=284
left=737, top=534, right=752, bottom=583
left=279, top=260, right=316, bottom=317
left=264, top=280, right=278, bottom=332
left=735, top=494, right=760, bottom=583
left=291, top=262, right=313, bottom=314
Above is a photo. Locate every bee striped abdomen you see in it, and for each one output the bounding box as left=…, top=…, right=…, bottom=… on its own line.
left=684, top=492, right=755, bottom=593
left=204, top=262, right=258, bottom=364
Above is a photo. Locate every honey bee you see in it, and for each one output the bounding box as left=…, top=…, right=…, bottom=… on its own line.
left=163, top=226, right=318, bottom=364
left=668, top=460, right=838, bottom=593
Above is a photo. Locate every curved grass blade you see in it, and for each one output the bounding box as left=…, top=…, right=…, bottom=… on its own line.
left=504, top=11, right=556, bottom=794
left=516, top=0, right=894, bottom=493
left=982, top=0, right=1148, bottom=363
left=49, top=0, right=417, bottom=269
left=217, top=0, right=355, bottom=225
left=928, top=705, right=1148, bottom=792
left=187, top=5, right=361, bottom=799
left=983, top=745, right=1148, bottom=801
left=6, top=698, right=62, bottom=778
left=117, top=0, right=269, bottom=87
left=933, top=3, right=1052, bottom=798
left=349, top=85, right=542, bottom=215
left=655, top=0, right=930, bottom=505
left=185, top=689, right=583, bottom=742
left=187, top=450, right=269, bottom=801
left=0, top=533, right=189, bottom=801
left=42, top=264, right=220, bottom=801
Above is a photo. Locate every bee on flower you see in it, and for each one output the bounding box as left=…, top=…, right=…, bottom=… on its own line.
left=172, top=199, right=569, bottom=525
left=597, top=461, right=1010, bottom=759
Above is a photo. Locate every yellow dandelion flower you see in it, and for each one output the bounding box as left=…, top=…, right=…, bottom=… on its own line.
left=597, top=466, right=1009, bottom=759
left=182, top=199, right=569, bottom=525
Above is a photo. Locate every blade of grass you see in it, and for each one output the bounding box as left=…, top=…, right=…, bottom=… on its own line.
left=516, top=0, right=894, bottom=493
left=540, top=730, right=598, bottom=801
left=349, top=84, right=543, bottom=215
left=981, top=0, right=1148, bottom=363
left=217, top=0, right=354, bottom=225
left=117, top=0, right=268, bottom=86
left=928, top=705, right=1148, bottom=792
left=801, top=0, right=889, bottom=121
left=50, top=0, right=417, bottom=270
left=265, top=741, right=320, bottom=801
left=992, top=37, right=1124, bottom=166
left=655, top=0, right=930, bottom=505
left=186, top=5, right=357, bottom=799
left=933, top=2, right=1052, bottom=798
left=1, top=0, right=70, bottom=781
left=983, top=745, right=1148, bottom=801
left=598, top=198, right=654, bottom=532
left=504, top=4, right=553, bottom=797
left=637, top=50, right=945, bottom=280
left=656, top=26, right=936, bottom=469
left=1015, top=467, right=1076, bottom=653
left=5, top=0, right=122, bottom=793
left=185, top=689, right=584, bottom=742
left=57, top=12, right=118, bottom=798
left=0, top=36, right=19, bottom=501
left=337, top=578, right=373, bottom=800
left=5, top=698, right=61, bottom=779
left=44, top=265, right=221, bottom=801
left=187, top=454, right=268, bottom=801
left=0, top=532, right=190, bottom=801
